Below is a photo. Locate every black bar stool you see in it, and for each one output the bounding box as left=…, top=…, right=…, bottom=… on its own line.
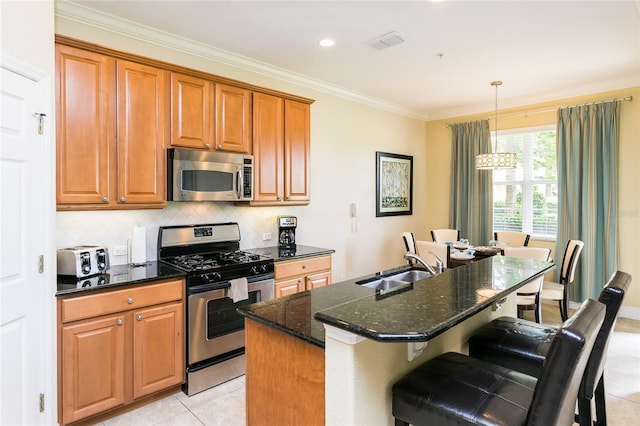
left=468, top=270, right=631, bottom=426
left=392, top=299, right=605, bottom=426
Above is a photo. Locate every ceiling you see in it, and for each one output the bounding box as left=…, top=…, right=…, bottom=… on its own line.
left=61, top=0, right=640, bottom=120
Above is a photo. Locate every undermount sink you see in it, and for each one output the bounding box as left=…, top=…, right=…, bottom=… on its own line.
left=356, top=269, right=434, bottom=291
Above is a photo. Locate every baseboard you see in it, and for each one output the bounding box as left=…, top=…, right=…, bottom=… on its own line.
left=566, top=301, right=640, bottom=321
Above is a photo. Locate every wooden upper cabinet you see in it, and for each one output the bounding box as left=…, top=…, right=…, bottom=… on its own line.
left=252, top=92, right=284, bottom=203
left=215, top=84, right=252, bottom=153
left=252, top=96, right=311, bottom=205
left=284, top=100, right=310, bottom=203
left=170, top=72, right=214, bottom=149
left=55, top=44, right=115, bottom=206
left=116, top=60, right=167, bottom=206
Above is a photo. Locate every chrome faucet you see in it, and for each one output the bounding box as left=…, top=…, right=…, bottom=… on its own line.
left=428, top=252, right=445, bottom=273
left=404, top=252, right=438, bottom=275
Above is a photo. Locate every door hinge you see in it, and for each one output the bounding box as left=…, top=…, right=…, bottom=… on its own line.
left=39, top=393, right=44, bottom=413
left=38, top=255, right=44, bottom=273
left=34, top=112, right=46, bottom=135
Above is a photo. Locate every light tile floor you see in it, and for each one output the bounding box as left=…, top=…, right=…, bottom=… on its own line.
left=95, top=305, right=640, bottom=425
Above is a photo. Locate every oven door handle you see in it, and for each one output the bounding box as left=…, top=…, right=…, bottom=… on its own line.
left=188, top=282, right=229, bottom=295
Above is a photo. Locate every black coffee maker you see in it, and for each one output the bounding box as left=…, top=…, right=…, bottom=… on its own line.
left=278, top=216, right=297, bottom=249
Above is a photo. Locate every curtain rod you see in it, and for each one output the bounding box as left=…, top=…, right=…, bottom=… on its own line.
left=444, top=95, right=632, bottom=127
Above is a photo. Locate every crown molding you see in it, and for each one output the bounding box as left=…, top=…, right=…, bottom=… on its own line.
left=55, top=0, right=427, bottom=121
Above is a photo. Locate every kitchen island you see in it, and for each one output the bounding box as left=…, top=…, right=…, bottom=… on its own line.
left=238, top=255, right=554, bottom=425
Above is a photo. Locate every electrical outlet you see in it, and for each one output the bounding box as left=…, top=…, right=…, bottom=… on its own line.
left=113, top=245, right=128, bottom=256
left=262, top=233, right=272, bottom=241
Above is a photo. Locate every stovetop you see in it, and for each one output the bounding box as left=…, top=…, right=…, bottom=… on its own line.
left=167, top=250, right=265, bottom=272
left=157, top=223, right=274, bottom=287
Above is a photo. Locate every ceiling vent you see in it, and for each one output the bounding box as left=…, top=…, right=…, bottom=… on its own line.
left=365, top=31, right=405, bottom=50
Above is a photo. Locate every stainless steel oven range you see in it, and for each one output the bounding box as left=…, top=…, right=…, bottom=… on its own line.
left=157, top=223, right=274, bottom=396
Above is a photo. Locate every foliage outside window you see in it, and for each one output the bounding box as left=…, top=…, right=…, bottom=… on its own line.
left=492, top=126, right=557, bottom=240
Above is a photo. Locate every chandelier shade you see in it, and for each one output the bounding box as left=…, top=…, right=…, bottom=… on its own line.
left=475, top=80, right=516, bottom=170
left=475, top=152, right=517, bottom=169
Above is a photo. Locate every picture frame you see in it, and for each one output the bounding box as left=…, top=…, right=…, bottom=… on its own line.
left=376, top=151, right=413, bottom=217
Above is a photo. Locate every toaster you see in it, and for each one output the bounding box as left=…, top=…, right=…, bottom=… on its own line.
left=57, top=246, right=110, bottom=277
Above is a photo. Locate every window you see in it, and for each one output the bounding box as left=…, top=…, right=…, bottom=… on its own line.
left=492, top=126, right=557, bottom=240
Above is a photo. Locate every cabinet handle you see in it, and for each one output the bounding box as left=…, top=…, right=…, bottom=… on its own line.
left=119, top=196, right=126, bottom=202
left=205, top=143, right=211, bottom=148
left=116, top=318, right=124, bottom=326
left=127, top=297, right=134, bottom=304
left=102, top=196, right=109, bottom=203
left=302, top=265, right=307, bottom=269
left=136, top=314, right=143, bottom=321
left=217, top=144, right=222, bottom=149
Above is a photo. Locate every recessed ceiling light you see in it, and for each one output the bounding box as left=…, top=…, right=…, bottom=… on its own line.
left=318, top=39, right=335, bottom=47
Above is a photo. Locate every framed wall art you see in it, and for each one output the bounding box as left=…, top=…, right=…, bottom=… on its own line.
left=376, top=151, right=413, bottom=217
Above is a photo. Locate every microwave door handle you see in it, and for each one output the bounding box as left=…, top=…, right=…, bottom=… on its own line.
left=236, top=168, right=242, bottom=200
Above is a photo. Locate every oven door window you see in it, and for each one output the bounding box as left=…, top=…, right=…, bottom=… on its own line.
left=206, top=292, right=260, bottom=340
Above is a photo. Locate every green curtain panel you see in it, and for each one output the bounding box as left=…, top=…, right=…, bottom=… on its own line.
left=449, top=120, right=493, bottom=245
left=556, top=100, right=621, bottom=302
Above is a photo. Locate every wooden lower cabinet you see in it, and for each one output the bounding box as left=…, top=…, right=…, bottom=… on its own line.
left=245, top=318, right=324, bottom=426
left=57, top=279, right=185, bottom=425
left=274, top=255, right=332, bottom=298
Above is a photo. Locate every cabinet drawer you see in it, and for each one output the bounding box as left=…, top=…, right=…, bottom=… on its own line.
left=275, top=255, right=331, bottom=280
left=60, top=279, right=184, bottom=323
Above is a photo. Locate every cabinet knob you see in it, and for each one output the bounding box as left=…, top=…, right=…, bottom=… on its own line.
left=205, top=143, right=211, bottom=148
left=127, top=297, right=134, bottom=304
left=302, top=265, right=307, bottom=269
left=102, top=196, right=109, bottom=203
left=119, top=196, right=126, bottom=202
left=136, top=314, right=143, bottom=321
left=116, top=318, right=124, bottom=326
left=217, top=144, right=222, bottom=149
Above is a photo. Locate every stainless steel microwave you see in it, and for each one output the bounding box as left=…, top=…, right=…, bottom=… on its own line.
left=167, top=148, right=253, bottom=201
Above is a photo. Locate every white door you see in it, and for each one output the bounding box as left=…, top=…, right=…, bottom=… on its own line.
left=0, top=66, right=50, bottom=425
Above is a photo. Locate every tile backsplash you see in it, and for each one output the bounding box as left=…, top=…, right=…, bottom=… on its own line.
left=56, top=202, right=294, bottom=265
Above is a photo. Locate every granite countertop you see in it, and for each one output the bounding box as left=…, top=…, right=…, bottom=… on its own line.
left=238, top=256, right=554, bottom=348
left=245, top=245, right=335, bottom=261
left=55, top=245, right=333, bottom=297
left=56, top=261, right=186, bottom=296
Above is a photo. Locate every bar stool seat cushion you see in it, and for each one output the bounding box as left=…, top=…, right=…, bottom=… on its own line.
left=392, top=352, right=536, bottom=426
left=468, top=316, right=556, bottom=378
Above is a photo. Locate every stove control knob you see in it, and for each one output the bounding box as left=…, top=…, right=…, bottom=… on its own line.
left=250, top=266, right=260, bottom=275
left=203, top=272, right=221, bottom=283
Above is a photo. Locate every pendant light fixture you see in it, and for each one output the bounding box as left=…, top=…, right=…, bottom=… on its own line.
left=475, top=81, right=516, bottom=170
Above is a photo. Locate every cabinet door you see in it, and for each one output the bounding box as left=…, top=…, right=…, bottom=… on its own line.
left=306, top=271, right=331, bottom=290
left=284, top=100, right=310, bottom=202
left=132, top=302, right=184, bottom=399
left=61, top=313, right=126, bottom=424
left=252, top=93, right=283, bottom=202
left=55, top=44, right=115, bottom=206
left=170, top=72, right=214, bottom=149
left=275, top=278, right=305, bottom=299
left=117, top=60, right=167, bottom=206
left=215, top=84, right=251, bottom=153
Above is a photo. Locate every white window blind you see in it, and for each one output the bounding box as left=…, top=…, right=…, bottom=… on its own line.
left=492, top=126, right=557, bottom=240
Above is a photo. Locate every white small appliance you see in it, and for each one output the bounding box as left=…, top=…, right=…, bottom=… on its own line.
left=57, top=246, right=110, bottom=277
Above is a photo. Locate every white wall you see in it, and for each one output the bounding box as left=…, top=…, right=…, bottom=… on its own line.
left=55, top=13, right=428, bottom=283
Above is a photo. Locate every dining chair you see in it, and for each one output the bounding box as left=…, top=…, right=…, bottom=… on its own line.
left=494, top=231, right=530, bottom=247
left=468, top=270, right=631, bottom=426
left=393, top=299, right=605, bottom=426
left=401, top=232, right=417, bottom=255
left=430, top=228, right=459, bottom=244
left=541, top=239, right=584, bottom=321
left=503, top=247, right=551, bottom=323
left=415, top=240, right=449, bottom=269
